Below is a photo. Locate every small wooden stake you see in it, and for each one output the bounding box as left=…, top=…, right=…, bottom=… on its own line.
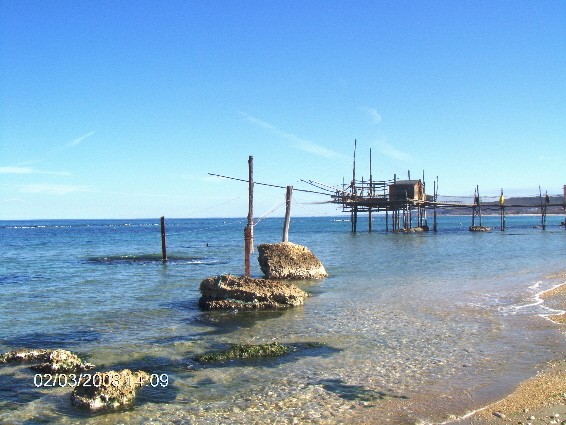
left=160, top=216, right=167, bottom=261
left=282, top=185, right=293, bottom=242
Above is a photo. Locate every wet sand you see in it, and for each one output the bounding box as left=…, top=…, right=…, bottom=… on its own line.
left=454, top=279, right=566, bottom=425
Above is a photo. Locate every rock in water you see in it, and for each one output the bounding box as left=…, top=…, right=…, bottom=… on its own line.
left=71, top=369, right=149, bottom=412
left=0, top=349, right=53, bottom=364
left=257, top=242, right=328, bottom=279
left=199, top=274, right=309, bottom=310
left=257, top=242, right=328, bottom=280
left=0, top=348, right=94, bottom=373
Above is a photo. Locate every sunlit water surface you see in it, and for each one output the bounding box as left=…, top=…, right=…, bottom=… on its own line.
left=1, top=216, right=565, bottom=424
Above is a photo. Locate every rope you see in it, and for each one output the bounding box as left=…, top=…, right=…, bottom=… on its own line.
left=208, top=173, right=329, bottom=195
left=199, top=196, right=241, bottom=212
left=254, top=198, right=287, bottom=226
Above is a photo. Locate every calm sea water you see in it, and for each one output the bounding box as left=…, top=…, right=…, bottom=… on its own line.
left=1, top=215, right=565, bottom=424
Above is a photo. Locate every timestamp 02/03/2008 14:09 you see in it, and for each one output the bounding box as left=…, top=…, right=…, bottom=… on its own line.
left=32, top=373, right=169, bottom=388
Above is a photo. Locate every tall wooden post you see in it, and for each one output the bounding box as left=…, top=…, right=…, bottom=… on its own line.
left=160, top=216, right=167, bottom=261
left=351, top=207, right=358, bottom=232
left=499, top=189, right=505, bottom=231
left=282, top=185, right=293, bottom=242
left=472, top=186, right=481, bottom=227
left=539, top=186, right=547, bottom=231
left=244, top=156, right=254, bottom=277
left=433, top=176, right=438, bottom=232
left=369, top=148, right=373, bottom=233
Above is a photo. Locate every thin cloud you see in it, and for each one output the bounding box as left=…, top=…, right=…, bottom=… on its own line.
left=238, top=112, right=275, bottom=130
left=240, top=112, right=346, bottom=159
left=0, top=166, right=71, bottom=176
left=363, top=107, right=382, bottom=124
left=68, top=131, right=95, bottom=147
left=293, top=140, right=339, bottom=159
left=375, top=140, right=413, bottom=162
left=0, top=166, right=34, bottom=174
left=17, top=183, right=90, bottom=195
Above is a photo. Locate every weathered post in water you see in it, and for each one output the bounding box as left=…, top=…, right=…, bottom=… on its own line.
left=160, top=216, right=167, bottom=261
left=438, top=179, right=442, bottom=232
left=499, top=189, right=506, bottom=231
left=282, top=186, right=293, bottom=242
left=244, top=156, right=254, bottom=277
left=539, top=186, right=548, bottom=231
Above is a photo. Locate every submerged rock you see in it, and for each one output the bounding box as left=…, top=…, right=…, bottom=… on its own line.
left=257, top=242, right=327, bottom=279
left=199, top=274, right=309, bottom=310
left=71, top=369, right=149, bottom=412
left=0, top=348, right=94, bottom=373
left=195, top=342, right=290, bottom=362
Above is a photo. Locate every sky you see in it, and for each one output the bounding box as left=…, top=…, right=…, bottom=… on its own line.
left=1, top=0, right=565, bottom=219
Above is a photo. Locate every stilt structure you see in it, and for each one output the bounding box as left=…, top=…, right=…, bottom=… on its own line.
left=211, top=150, right=566, bottom=235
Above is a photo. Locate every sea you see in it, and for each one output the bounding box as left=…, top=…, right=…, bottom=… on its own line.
left=1, top=215, right=565, bottom=424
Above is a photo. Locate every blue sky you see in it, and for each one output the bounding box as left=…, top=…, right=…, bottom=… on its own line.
left=1, top=1, right=565, bottom=219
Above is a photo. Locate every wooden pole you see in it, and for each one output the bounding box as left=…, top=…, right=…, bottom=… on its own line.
left=433, top=180, right=437, bottom=232
left=477, top=186, right=482, bottom=226
left=499, top=188, right=505, bottom=231
left=160, top=216, right=167, bottom=261
left=351, top=206, right=358, bottom=232
left=369, top=148, right=373, bottom=197
left=245, top=156, right=254, bottom=277
left=282, top=185, right=293, bottom=242
left=538, top=186, right=548, bottom=230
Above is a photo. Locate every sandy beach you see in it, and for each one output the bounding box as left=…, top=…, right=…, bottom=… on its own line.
left=453, top=276, right=566, bottom=425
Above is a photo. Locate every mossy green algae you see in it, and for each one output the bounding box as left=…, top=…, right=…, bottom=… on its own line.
left=195, top=342, right=290, bottom=362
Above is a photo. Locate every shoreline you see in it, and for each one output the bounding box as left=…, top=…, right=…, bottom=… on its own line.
left=449, top=275, right=566, bottom=424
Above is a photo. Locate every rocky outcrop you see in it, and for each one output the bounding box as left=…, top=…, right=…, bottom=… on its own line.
left=199, top=274, right=309, bottom=310
left=0, top=348, right=53, bottom=364
left=257, top=242, right=327, bottom=279
left=0, top=348, right=94, bottom=373
left=71, top=369, right=149, bottom=412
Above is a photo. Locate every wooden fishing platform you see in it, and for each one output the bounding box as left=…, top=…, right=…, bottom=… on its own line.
left=327, top=179, right=565, bottom=233
left=303, top=142, right=566, bottom=233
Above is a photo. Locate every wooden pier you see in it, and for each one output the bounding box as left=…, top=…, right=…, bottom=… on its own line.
left=325, top=179, right=565, bottom=233
left=304, top=144, right=566, bottom=233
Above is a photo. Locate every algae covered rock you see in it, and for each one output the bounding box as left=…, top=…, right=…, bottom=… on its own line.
left=0, top=348, right=53, bottom=364
left=195, top=342, right=290, bottom=362
left=199, top=274, right=309, bottom=310
left=0, top=348, right=94, bottom=373
left=258, top=242, right=327, bottom=279
left=70, top=369, right=149, bottom=412
left=31, top=349, right=95, bottom=373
